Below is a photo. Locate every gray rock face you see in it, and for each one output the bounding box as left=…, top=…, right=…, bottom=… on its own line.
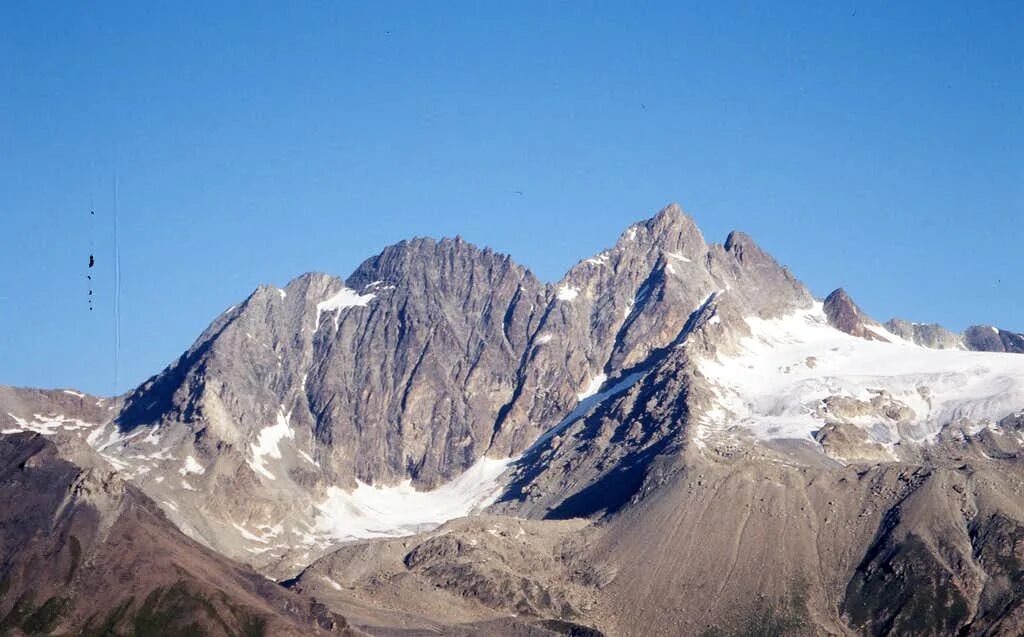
left=115, top=203, right=811, bottom=488
left=880, top=319, right=1024, bottom=353
left=884, top=318, right=962, bottom=349
left=115, top=237, right=546, bottom=493
left=493, top=281, right=796, bottom=521
left=307, top=237, right=547, bottom=488
left=964, top=325, right=1024, bottom=353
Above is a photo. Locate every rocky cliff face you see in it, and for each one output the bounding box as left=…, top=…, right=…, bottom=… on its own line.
left=964, top=325, right=1024, bottom=353
left=880, top=319, right=1024, bottom=353
left=822, top=288, right=892, bottom=341
left=884, top=318, right=962, bottom=349
left=115, top=242, right=540, bottom=492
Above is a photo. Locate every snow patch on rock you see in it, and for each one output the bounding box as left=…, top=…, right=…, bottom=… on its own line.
left=556, top=286, right=580, bottom=302
left=232, top=522, right=270, bottom=543
left=322, top=576, right=343, bottom=591
left=313, top=456, right=513, bottom=542
left=315, top=287, right=376, bottom=331
left=248, top=409, right=295, bottom=481
left=179, top=455, right=206, bottom=476
left=665, top=251, right=692, bottom=263
left=5, top=413, right=95, bottom=436
left=577, top=373, right=608, bottom=401
left=297, top=449, right=319, bottom=467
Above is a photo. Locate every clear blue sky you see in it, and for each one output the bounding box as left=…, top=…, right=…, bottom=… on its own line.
left=1, top=2, right=1021, bottom=396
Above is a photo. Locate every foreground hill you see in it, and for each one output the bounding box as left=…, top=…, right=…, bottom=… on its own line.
left=0, top=432, right=357, bottom=636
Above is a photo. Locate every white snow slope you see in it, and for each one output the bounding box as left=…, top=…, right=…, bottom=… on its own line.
left=314, top=456, right=513, bottom=541
left=698, top=302, right=1024, bottom=446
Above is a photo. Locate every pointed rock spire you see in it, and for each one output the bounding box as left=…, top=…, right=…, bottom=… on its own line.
left=823, top=288, right=888, bottom=341
left=621, top=203, right=707, bottom=256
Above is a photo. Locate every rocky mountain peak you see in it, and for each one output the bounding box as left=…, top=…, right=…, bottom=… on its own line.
left=822, top=287, right=886, bottom=341
left=723, top=230, right=770, bottom=266
left=964, top=325, right=1024, bottom=353
left=283, top=271, right=338, bottom=295
left=884, top=318, right=962, bottom=350
left=347, top=236, right=530, bottom=292
left=823, top=286, right=857, bottom=311
left=615, top=203, right=706, bottom=257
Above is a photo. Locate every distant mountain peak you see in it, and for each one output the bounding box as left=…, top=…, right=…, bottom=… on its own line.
left=822, top=287, right=883, bottom=340
left=346, top=234, right=528, bottom=292
left=614, top=202, right=706, bottom=255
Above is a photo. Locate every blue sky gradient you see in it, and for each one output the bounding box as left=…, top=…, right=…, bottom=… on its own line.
left=1, top=2, right=1021, bottom=395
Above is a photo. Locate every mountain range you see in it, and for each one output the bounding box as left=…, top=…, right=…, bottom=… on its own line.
left=3, top=203, right=1023, bottom=636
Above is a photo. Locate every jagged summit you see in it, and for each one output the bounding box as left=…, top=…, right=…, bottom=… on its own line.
left=822, top=287, right=886, bottom=341
left=723, top=229, right=771, bottom=265
left=347, top=235, right=529, bottom=290
left=617, top=202, right=707, bottom=252
left=266, top=203, right=791, bottom=319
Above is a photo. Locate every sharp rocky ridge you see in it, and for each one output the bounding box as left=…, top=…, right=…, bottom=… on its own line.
left=3, top=202, right=1024, bottom=636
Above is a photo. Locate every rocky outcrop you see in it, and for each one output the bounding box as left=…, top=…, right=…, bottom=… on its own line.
left=115, top=237, right=545, bottom=491
left=137, top=204, right=810, bottom=493
left=882, top=319, right=1024, bottom=354
left=823, top=288, right=888, bottom=341
left=0, top=433, right=355, bottom=636
left=885, top=318, right=962, bottom=349
left=964, top=325, right=1024, bottom=353
left=290, top=516, right=602, bottom=636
